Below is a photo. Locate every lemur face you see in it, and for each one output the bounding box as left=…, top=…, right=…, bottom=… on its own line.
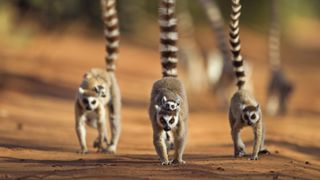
left=241, top=105, right=260, bottom=126
left=93, top=85, right=107, bottom=98
left=155, top=96, right=181, bottom=131
left=78, top=87, right=100, bottom=111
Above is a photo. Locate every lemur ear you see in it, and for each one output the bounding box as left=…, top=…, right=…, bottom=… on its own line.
left=79, top=87, right=85, bottom=94
left=161, top=96, right=167, bottom=105
left=155, top=104, right=161, bottom=113
left=256, top=104, right=260, bottom=110
left=83, top=73, right=92, bottom=79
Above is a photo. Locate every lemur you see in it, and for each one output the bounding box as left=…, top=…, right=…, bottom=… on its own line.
left=228, top=0, right=269, bottom=160
left=149, top=0, right=189, bottom=166
left=266, top=0, right=294, bottom=116
left=199, top=0, right=254, bottom=110
left=75, top=0, right=121, bottom=154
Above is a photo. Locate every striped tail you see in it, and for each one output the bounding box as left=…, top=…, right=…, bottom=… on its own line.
left=101, top=0, right=120, bottom=72
left=269, top=0, right=281, bottom=71
left=200, top=0, right=230, bottom=66
left=229, top=0, right=245, bottom=90
left=159, top=0, right=178, bottom=77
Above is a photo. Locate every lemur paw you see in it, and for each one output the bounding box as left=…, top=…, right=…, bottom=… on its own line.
left=161, top=160, right=171, bottom=166
left=171, top=159, right=186, bottom=165
left=103, top=145, right=116, bottom=154
left=77, top=149, right=88, bottom=154
left=93, top=140, right=100, bottom=149
left=249, top=156, right=259, bottom=160
left=235, top=150, right=246, bottom=158
left=259, top=149, right=271, bottom=155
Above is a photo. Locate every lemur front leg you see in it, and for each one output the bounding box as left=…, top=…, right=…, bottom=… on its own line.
left=106, top=77, right=121, bottom=154
left=251, top=120, right=263, bottom=160
left=172, top=123, right=187, bottom=165
left=95, top=110, right=108, bottom=153
left=76, top=115, right=88, bottom=154
left=231, top=126, right=246, bottom=158
left=153, top=131, right=170, bottom=165
left=229, top=111, right=246, bottom=157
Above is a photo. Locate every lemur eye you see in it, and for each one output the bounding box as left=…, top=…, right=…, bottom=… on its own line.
left=169, top=118, right=175, bottom=124
left=250, top=114, right=256, bottom=120
left=243, top=114, right=249, bottom=120
left=98, top=85, right=104, bottom=90
left=160, top=117, right=166, bottom=124
left=83, top=99, right=89, bottom=104
left=92, top=100, right=97, bottom=105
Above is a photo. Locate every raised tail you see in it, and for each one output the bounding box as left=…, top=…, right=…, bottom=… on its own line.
left=159, top=0, right=178, bottom=77
left=269, top=0, right=281, bottom=71
left=229, top=0, right=245, bottom=90
left=101, top=0, right=120, bottom=72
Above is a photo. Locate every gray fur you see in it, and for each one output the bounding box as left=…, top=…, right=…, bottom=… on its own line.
left=229, top=89, right=268, bottom=160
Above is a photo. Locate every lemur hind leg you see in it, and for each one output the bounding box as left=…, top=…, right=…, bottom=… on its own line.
left=172, top=123, right=187, bottom=165
left=105, top=74, right=121, bottom=154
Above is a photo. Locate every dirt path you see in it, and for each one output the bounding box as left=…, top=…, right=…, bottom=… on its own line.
left=0, top=33, right=319, bottom=179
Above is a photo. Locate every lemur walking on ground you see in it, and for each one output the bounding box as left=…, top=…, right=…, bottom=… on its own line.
left=266, top=0, right=294, bottom=116
left=228, top=0, right=269, bottom=160
left=149, top=0, right=189, bottom=165
left=75, top=0, right=121, bottom=154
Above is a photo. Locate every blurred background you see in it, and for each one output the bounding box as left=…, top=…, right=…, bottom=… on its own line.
left=0, top=0, right=319, bottom=178
left=1, top=0, right=320, bottom=47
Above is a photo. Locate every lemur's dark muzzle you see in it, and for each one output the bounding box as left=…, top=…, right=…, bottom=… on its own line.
left=86, top=106, right=93, bottom=111
left=164, top=126, right=171, bottom=131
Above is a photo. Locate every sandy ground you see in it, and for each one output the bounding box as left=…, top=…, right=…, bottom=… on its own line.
left=0, top=31, right=319, bottom=179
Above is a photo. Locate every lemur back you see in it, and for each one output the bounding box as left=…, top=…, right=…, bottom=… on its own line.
left=266, top=0, right=294, bottom=116
left=228, top=0, right=269, bottom=160
left=149, top=0, right=189, bottom=166
left=74, top=0, right=121, bottom=154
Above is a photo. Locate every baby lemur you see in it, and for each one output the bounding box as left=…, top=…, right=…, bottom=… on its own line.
left=228, top=0, right=269, bottom=160
left=75, top=0, right=121, bottom=154
left=149, top=0, right=189, bottom=165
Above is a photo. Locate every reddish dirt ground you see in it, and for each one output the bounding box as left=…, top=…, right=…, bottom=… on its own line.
left=0, top=31, right=319, bottom=179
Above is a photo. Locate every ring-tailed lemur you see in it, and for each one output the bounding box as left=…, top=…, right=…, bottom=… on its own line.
left=266, top=0, right=294, bottom=116
left=75, top=0, right=121, bottom=154
left=199, top=0, right=254, bottom=110
left=149, top=0, right=189, bottom=165
left=228, top=0, right=269, bottom=160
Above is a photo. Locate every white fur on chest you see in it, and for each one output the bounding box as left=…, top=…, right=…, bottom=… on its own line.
left=81, top=105, right=106, bottom=128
